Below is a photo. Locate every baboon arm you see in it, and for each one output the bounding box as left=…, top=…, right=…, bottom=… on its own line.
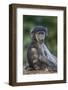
left=42, top=44, right=57, bottom=66
left=31, top=48, right=41, bottom=69
left=31, top=48, right=38, bottom=62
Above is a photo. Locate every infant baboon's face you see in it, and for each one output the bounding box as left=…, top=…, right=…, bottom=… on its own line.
left=35, top=31, right=45, bottom=43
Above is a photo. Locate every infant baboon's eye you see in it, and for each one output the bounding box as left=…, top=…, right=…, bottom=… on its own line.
left=38, top=32, right=44, bottom=34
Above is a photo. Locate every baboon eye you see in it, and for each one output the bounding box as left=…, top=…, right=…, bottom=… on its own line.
left=38, top=32, right=44, bottom=34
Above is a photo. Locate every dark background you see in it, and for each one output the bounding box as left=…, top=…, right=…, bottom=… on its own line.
left=23, top=15, right=57, bottom=65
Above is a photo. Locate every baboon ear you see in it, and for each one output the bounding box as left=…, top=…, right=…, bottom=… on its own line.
left=45, top=27, right=48, bottom=37
left=30, top=26, right=35, bottom=38
left=30, top=29, right=34, bottom=38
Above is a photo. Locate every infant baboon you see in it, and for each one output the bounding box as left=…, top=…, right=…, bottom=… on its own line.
left=27, top=26, right=57, bottom=71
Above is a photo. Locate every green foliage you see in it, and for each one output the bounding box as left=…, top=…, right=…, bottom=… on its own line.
left=23, top=15, right=57, bottom=65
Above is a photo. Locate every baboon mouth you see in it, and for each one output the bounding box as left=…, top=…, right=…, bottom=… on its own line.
left=39, top=40, right=44, bottom=44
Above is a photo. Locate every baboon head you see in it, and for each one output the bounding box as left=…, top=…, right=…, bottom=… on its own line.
left=31, top=26, right=48, bottom=44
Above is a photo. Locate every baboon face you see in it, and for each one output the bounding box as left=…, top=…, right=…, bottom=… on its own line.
left=35, top=31, right=45, bottom=43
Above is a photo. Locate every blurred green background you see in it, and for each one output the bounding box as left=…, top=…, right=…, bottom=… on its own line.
left=23, top=15, right=57, bottom=65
